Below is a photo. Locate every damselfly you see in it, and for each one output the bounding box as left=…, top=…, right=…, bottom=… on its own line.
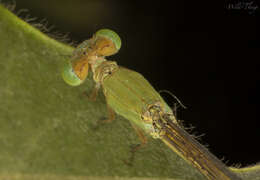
left=61, top=29, right=241, bottom=180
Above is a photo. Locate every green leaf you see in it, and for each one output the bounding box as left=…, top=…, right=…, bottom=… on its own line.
left=0, top=5, right=259, bottom=180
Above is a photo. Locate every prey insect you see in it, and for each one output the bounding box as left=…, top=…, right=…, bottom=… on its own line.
left=61, top=29, right=241, bottom=180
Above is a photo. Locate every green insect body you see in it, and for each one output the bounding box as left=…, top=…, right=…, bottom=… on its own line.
left=90, top=60, right=242, bottom=180
left=61, top=28, right=177, bottom=138
left=92, top=60, right=176, bottom=137
left=62, top=29, right=241, bottom=180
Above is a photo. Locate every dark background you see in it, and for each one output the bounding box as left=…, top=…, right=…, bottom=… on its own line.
left=2, top=0, right=259, bottom=167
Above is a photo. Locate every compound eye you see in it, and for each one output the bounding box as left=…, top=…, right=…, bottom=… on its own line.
left=95, top=29, right=121, bottom=56
left=61, top=60, right=84, bottom=86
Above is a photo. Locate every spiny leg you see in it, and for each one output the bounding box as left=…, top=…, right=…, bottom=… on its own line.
left=173, top=102, right=178, bottom=118
left=103, top=104, right=115, bottom=123
left=92, top=104, right=116, bottom=131
left=158, top=90, right=187, bottom=119
left=86, top=83, right=116, bottom=130
left=124, top=123, right=147, bottom=166
left=97, top=103, right=115, bottom=124
left=89, top=83, right=101, bottom=101
left=131, top=123, right=147, bottom=152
